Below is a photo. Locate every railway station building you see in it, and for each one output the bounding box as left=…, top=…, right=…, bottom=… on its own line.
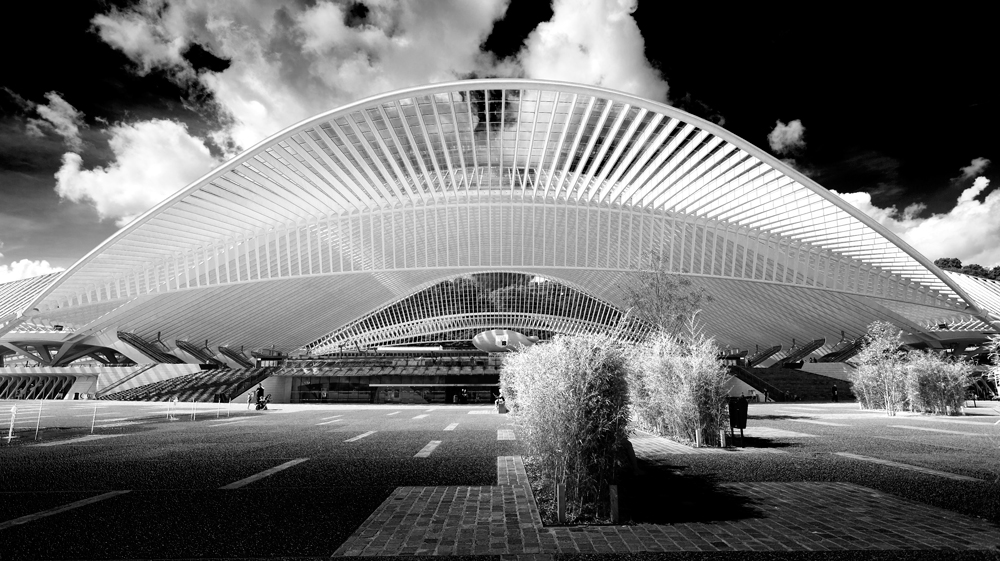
left=1, top=80, right=998, bottom=403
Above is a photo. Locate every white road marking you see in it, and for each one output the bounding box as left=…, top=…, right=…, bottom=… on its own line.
left=316, top=419, right=342, bottom=426
left=320, top=415, right=343, bottom=421
left=834, top=452, right=980, bottom=482
left=497, top=429, right=515, bottom=441
left=0, top=491, right=131, bottom=531
left=209, top=419, right=251, bottom=427
left=94, top=418, right=130, bottom=423
left=345, top=431, right=376, bottom=442
left=444, top=423, right=458, bottom=431
left=386, top=412, right=400, bottom=416
left=889, top=425, right=986, bottom=437
left=414, top=440, right=442, bottom=458
left=34, top=434, right=128, bottom=447
left=788, top=419, right=849, bottom=427
left=219, top=458, right=309, bottom=490
left=747, top=427, right=818, bottom=438
left=905, top=417, right=999, bottom=427
left=468, top=410, right=494, bottom=415
left=412, top=414, right=428, bottom=420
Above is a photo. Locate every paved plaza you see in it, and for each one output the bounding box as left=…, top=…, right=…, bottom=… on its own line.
left=1, top=400, right=999, bottom=559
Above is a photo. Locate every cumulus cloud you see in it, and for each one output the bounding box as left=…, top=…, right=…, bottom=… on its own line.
left=76, top=0, right=672, bottom=226
left=24, top=92, right=86, bottom=152
left=0, top=259, right=64, bottom=284
left=90, top=0, right=670, bottom=150
left=54, top=119, right=218, bottom=227
left=768, top=119, right=805, bottom=155
left=517, top=0, right=668, bottom=102
left=957, top=157, right=989, bottom=180
left=91, top=4, right=190, bottom=77
left=834, top=174, right=1000, bottom=268
left=92, top=0, right=513, bottom=149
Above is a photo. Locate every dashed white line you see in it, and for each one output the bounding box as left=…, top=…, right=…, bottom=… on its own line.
left=209, top=419, right=251, bottom=427
left=320, top=415, right=343, bottom=421
left=414, top=440, right=442, bottom=458
left=316, top=419, right=342, bottom=426
left=788, top=419, right=849, bottom=427
left=345, top=431, right=376, bottom=442
left=444, top=423, right=458, bottom=431
left=386, top=412, right=400, bottom=416
left=34, top=434, right=128, bottom=447
left=219, top=458, right=309, bottom=490
left=412, top=414, right=428, bottom=420
left=834, top=452, right=980, bottom=482
left=889, top=425, right=986, bottom=437
left=0, top=491, right=131, bottom=531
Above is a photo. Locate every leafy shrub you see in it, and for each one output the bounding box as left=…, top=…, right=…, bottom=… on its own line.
left=988, top=335, right=1000, bottom=392
left=852, top=321, right=908, bottom=415
left=499, top=332, right=630, bottom=522
left=905, top=350, right=973, bottom=415
left=626, top=321, right=730, bottom=446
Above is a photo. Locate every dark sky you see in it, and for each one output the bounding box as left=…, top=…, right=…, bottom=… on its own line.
left=0, top=1, right=996, bottom=275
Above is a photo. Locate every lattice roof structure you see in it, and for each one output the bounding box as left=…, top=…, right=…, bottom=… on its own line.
left=1, top=79, right=996, bottom=364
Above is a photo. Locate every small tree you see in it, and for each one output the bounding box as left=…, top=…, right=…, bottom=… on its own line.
left=905, top=350, right=973, bottom=415
left=852, top=321, right=908, bottom=415
left=627, top=319, right=730, bottom=445
left=618, top=250, right=712, bottom=335
left=988, top=335, right=1000, bottom=393
left=499, top=333, right=630, bottom=522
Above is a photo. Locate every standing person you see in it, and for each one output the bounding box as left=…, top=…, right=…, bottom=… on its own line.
left=832, top=384, right=839, bottom=403
left=255, top=383, right=264, bottom=406
left=247, top=393, right=253, bottom=410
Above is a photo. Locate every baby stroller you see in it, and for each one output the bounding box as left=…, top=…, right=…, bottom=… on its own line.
left=255, top=394, right=271, bottom=411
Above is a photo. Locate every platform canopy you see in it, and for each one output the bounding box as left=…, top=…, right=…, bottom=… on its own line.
left=1, top=79, right=996, bottom=365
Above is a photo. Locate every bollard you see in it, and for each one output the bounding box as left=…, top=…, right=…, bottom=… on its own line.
left=7, top=405, right=16, bottom=444
left=610, top=485, right=619, bottom=524
left=719, top=429, right=727, bottom=448
left=34, top=402, right=42, bottom=441
left=91, top=403, right=97, bottom=434
left=556, top=483, right=567, bottom=523
left=191, top=400, right=196, bottom=421
left=695, top=428, right=702, bottom=448
left=227, top=397, right=231, bottom=418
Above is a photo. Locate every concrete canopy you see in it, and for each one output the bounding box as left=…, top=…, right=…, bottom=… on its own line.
left=1, top=79, right=996, bottom=364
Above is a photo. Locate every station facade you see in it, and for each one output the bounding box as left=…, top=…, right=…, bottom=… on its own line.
left=1, top=80, right=997, bottom=402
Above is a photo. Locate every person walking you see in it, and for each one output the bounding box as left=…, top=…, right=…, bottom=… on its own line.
left=832, top=384, right=839, bottom=403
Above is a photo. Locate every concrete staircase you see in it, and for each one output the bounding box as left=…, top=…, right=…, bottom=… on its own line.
left=748, top=367, right=855, bottom=402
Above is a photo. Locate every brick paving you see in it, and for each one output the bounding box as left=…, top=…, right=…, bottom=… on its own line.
left=630, top=433, right=788, bottom=455
left=333, top=448, right=1000, bottom=556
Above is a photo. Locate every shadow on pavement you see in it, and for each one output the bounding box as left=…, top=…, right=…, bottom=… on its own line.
left=619, top=459, right=760, bottom=524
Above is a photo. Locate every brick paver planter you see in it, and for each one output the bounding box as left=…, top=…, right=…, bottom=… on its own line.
left=333, top=438, right=1000, bottom=556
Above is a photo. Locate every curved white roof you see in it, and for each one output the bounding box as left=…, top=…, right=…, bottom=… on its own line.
left=2, top=79, right=993, bottom=360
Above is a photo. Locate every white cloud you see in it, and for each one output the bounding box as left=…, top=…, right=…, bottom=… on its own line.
left=0, top=259, right=64, bottom=283
left=54, top=119, right=218, bottom=227
left=91, top=0, right=671, bottom=150
left=768, top=119, right=805, bottom=154
left=76, top=0, right=673, bottom=226
left=833, top=175, right=1000, bottom=268
left=91, top=3, right=190, bottom=77
left=958, top=157, right=989, bottom=180
left=517, top=0, right=668, bottom=102
left=25, top=92, right=86, bottom=152
left=93, top=0, right=513, bottom=149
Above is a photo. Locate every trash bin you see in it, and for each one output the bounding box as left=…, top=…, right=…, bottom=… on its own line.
left=728, top=396, right=749, bottom=445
